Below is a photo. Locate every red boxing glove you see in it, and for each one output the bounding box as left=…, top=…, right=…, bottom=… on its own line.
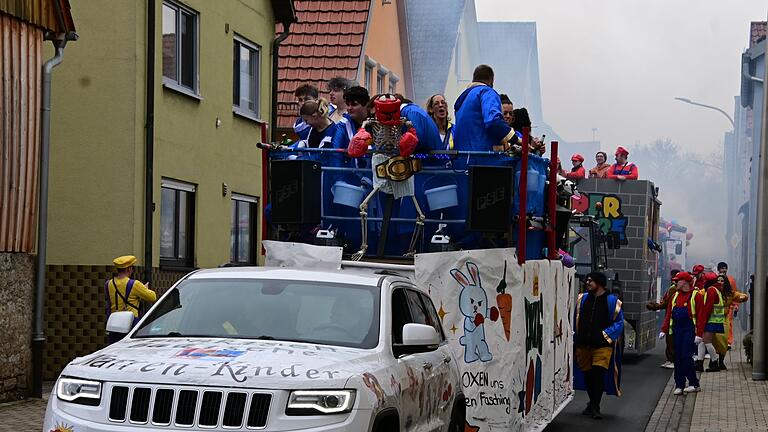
left=474, top=313, right=485, bottom=326
left=490, top=306, right=499, bottom=322
left=348, top=129, right=371, bottom=158
left=399, top=127, right=418, bottom=157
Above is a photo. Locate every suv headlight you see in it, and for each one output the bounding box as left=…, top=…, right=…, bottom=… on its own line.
left=286, top=390, right=356, bottom=415
left=57, top=377, right=102, bottom=406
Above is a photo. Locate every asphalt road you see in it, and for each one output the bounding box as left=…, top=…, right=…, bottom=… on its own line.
left=545, top=341, right=671, bottom=432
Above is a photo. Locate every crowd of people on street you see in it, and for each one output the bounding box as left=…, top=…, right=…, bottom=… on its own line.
left=646, top=262, right=749, bottom=395
left=284, top=64, right=641, bottom=183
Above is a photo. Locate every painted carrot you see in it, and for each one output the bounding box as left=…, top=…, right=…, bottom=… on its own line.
left=496, top=260, right=512, bottom=341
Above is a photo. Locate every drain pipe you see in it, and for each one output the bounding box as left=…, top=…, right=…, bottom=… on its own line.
left=32, top=31, right=75, bottom=398
left=270, top=22, right=291, bottom=142
left=144, top=0, right=156, bottom=284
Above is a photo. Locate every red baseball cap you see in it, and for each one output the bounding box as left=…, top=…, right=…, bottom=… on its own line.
left=571, top=153, right=584, bottom=162
left=615, top=146, right=629, bottom=156
left=692, top=264, right=705, bottom=274
left=672, top=271, right=693, bottom=282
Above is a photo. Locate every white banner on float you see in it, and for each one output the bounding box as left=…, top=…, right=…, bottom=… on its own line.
left=415, top=249, right=575, bottom=431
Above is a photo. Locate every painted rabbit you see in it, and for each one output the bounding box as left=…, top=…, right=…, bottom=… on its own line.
left=451, top=262, right=499, bottom=363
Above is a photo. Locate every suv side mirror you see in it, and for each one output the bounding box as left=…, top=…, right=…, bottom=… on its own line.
left=394, top=324, right=440, bottom=356
left=107, top=311, right=135, bottom=335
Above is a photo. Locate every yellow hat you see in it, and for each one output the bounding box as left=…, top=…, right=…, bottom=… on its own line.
left=113, top=255, right=137, bottom=269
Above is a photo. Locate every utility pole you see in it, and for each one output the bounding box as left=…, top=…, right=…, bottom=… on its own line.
left=753, top=33, right=768, bottom=381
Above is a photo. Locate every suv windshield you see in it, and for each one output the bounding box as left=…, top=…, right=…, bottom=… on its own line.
left=133, top=278, right=380, bottom=349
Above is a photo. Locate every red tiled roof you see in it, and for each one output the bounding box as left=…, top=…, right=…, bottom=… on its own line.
left=276, top=0, right=371, bottom=129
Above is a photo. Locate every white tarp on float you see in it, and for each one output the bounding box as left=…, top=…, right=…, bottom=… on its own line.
left=415, top=249, right=575, bottom=432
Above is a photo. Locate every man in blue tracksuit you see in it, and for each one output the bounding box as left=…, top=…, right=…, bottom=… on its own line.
left=661, top=271, right=701, bottom=394
left=453, top=65, right=517, bottom=155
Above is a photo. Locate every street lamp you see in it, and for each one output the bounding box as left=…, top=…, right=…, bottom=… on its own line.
left=674, top=97, right=736, bottom=130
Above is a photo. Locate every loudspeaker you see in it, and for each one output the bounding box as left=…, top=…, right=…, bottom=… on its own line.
left=467, top=166, right=513, bottom=232
left=270, top=159, right=321, bottom=224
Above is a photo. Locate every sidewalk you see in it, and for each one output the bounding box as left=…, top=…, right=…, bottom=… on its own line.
left=646, top=328, right=768, bottom=431
left=0, top=382, right=52, bottom=431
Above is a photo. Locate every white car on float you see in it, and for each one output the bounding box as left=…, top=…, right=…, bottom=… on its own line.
left=43, top=266, right=465, bottom=432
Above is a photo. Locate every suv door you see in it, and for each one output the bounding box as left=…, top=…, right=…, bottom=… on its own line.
left=391, top=286, right=451, bottom=431
left=411, top=290, right=455, bottom=429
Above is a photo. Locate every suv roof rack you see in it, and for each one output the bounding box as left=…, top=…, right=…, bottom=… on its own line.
left=341, top=260, right=415, bottom=272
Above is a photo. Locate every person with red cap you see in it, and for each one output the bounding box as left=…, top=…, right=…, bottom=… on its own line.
left=697, top=272, right=726, bottom=372
left=607, top=146, right=639, bottom=180
left=660, top=271, right=701, bottom=394
left=690, top=264, right=708, bottom=371
left=564, top=153, right=586, bottom=180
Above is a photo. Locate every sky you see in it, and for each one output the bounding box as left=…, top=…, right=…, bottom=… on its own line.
left=475, top=0, right=767, bottom=155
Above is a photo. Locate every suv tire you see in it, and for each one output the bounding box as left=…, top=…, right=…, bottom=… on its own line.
left=448, top=396, right=466, bottom=432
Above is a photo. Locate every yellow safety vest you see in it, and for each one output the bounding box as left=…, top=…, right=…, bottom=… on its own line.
left=704, top=288, right=725, bottom=325
left=668, top=290, right=696, bottom=335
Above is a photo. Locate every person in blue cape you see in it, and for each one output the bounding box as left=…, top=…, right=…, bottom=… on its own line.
left=453, top=65, right=517, bottom=154
left=573, top=271, right=624, bottom=420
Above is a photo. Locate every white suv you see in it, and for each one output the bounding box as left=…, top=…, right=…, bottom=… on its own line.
left=44, top=267, right=464, bottom=431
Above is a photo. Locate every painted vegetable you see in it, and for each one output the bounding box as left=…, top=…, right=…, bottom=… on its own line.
left=496, top=260, right=512, bottom=341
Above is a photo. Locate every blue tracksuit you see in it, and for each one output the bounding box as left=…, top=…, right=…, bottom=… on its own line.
left=453, top=83, right=513, bottom=152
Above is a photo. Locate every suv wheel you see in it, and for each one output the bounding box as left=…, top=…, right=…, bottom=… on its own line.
left=448, top=396, right=466, bottom=432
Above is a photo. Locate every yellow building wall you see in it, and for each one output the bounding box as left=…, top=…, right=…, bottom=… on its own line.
left=363, top=0, right=405, bottom=94
left=46, top=0, right=273, bottom=269
left=46, top=0, right=143, bottom=266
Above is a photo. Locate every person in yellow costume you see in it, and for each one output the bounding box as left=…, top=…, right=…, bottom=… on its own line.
left=105, top=255, right=157, bottom=343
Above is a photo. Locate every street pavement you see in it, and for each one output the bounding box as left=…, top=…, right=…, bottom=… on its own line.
left=546, top=342, right=672, bottom=431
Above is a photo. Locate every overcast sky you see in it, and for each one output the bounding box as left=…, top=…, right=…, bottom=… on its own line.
left=476, top=0, right=767, bottom=155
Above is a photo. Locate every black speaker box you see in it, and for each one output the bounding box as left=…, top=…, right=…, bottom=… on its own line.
left=270, top=159, right=321, bottom=224
left=467, top=166, right=513, bottom=232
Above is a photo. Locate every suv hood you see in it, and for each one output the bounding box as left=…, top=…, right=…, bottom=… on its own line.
left=62, top=338, right=379, bottom=389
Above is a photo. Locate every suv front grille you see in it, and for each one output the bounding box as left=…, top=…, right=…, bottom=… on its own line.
left=108, top=384, right=272, bottom=429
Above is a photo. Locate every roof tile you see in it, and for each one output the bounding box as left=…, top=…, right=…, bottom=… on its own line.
left=276, top=0, right=371, bottom=129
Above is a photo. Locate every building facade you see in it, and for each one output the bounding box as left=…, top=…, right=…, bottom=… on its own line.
left=41, top=0, right=294, bottom=379
left=0, top=0, right=75, bottom=402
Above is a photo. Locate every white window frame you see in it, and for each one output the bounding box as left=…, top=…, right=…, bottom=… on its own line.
left=162, top=0, right=200, bottom=96
left=232, top=34, right=262, bottom=121
left=388, top=72, right=399, bottom=94
left=230, top=193, right=259, bottom=265
left=376, top=64, right=388, bottom=95
left=364, top=56, right=377, bottom=92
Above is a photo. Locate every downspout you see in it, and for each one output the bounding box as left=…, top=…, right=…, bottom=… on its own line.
left=144, top=0, right=156, bottom=283
left=270, top=22, right=291, bottom=142
left=32, top=30, right=75, bottom=398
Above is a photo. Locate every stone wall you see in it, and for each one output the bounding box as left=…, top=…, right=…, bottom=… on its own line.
left=574, top=178, right=661, bottom=353
left=0, top=253, right=34, bottom=402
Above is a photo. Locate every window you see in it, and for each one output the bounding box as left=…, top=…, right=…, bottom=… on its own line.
left=162, top=1, right=198, bottom=93
left=391, top=287, right=446, bottom=345
left=134, top=279, right=380, bottom=349
left=364, top=66, right=373, bottom=92
left=233, top=36, right=261, bottom=118
left=160, top=179, right=195, bottom=268
left=364, top=56, right=377, bottom=92
left=230, top=193, right=259, bottom=264
left=389, top=73, right=399, bottom=94
left=377, top=71, right=386, bottom=94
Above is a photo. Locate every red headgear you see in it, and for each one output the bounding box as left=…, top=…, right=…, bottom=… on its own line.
left=374, top=94, right=401, bottom=126
left=672, top=271, right=693, bottom=283
left=692, top=264, right=705, bottom=275
left=571, top=153, right=584, bottom=163
left=615, top=146, right=629, bottom=157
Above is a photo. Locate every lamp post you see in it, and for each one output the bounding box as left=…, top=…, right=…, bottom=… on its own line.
left=674, top=97, right=736, bottom=130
